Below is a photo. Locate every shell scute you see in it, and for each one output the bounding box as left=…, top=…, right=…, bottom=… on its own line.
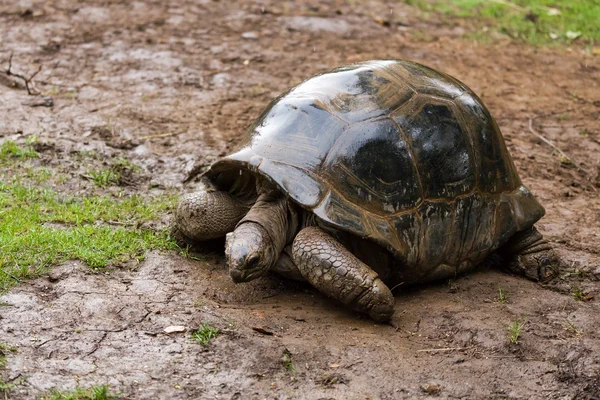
left=249, top=96, right=347, bottom=171
left=291, top=61, right=414, bottom=124
left=322, top=117, right=421, bottom=215
left=456, top=93, right=521, bottom=193
left=393, top=98, right=476, bottom=199
left=396, top=60, right=467, bottom=99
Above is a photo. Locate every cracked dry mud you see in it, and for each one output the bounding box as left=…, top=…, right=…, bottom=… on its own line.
left=1, top=0, right=600, bottom=399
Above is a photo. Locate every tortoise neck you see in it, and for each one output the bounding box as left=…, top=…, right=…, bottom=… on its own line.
left=238, top=187, right=297, bottom=257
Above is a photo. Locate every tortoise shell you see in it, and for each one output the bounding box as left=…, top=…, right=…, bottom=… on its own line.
left=207, top=60, right=545, bottom=282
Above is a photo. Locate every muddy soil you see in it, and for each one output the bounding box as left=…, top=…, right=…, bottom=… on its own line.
left=1, top=0, right=599, bottom=399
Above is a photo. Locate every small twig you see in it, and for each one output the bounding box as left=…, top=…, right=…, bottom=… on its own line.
left=489, top=0, right=525, bottom=11
left=484, top=355, right=519, bottom=359
left=0, top=269, right=22, bottom=282
left=34, top=338, right=55, bottom=349
left=85, top=331, right=108, bottom=357
left=5, top=52, right=42, bottom=95
left=528, top=119, right=596, bottom=191
left=417, top=346, right=474, bottom=353
left=528, top=119, right=572, bottom=163
left=104, top=220, right=134, bottom=227
left=139, top=131, right=184, bottom=140
left=342, top=360, right=364, bottom=369
left=252, top=327, right=274, bottom=336
left=389, top=281, right=404, bottom=292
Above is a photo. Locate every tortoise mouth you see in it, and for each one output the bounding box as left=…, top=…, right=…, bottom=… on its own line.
left=230, top=265, right=268, bottom=283
left=227, top=242, right=271, bottom=283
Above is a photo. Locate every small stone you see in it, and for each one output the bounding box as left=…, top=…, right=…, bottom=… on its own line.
left=164, top=325, right=186, bottom=334
left=241, top=31, right=259, bottom=40
left=420, top=383, right=441, bottom=395
left=47, top=270, right=63, bottom=282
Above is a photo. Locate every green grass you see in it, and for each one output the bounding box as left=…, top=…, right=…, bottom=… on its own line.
left=564, top=319, right=582, bottom=336
left=87, top=169, right=120, bottom=188
left=0, top=380, right=19, bottom=394
left=0, top=343, right=18, bottom=396
left=404, top=0, right=600, bottom=45
left=571, top=286, right=588, bottom=301
left=0, top=178, right=177, bottom=292
left=191, top=323, right=220, bottom=346
left=282, top=350, right=296, bottom=374
left=507, top=319, right=524, bottom=344
left=41, top=385, right=120, bottom=400
left=0, top=140, right=38, bottom=161
left=0, top=343, right=17, bottom=369
left=86, top=159, right=142, bottom=188
left=498, top=286, right=508, bottom=303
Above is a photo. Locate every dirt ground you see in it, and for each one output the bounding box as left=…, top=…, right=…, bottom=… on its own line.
left=1, top=0, right=600, bottom=399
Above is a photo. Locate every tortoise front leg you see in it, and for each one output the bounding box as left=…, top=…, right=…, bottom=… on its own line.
left=292, top=227, right=395, bottom=322
left=499, top=226, right=562, bottom=282
left=173, top=188, right=249, bottom=244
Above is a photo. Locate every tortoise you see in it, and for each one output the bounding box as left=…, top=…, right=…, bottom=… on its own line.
left=173, top=59, right=562, bottom=322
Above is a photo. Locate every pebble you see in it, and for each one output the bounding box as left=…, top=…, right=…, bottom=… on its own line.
left=241, top=31, right=259, bottom=40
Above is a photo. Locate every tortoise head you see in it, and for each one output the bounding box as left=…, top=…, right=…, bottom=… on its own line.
left=225, top=223, right=277, bottom=282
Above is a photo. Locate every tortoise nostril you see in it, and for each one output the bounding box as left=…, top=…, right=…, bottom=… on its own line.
left=539, top=256, right=551, bottom=266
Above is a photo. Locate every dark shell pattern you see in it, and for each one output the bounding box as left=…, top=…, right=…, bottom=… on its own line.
left=208, top=60, right=545, bottom=284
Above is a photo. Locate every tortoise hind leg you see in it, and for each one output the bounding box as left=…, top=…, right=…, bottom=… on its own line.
left=292, top=227, right=394, bottom=322
left=499, top=226, right=563, bottom=282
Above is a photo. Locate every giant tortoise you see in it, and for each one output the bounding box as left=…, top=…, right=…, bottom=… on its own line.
left=173, top=60, right=562, bottom=322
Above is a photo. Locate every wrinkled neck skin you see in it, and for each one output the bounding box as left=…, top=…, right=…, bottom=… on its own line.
left=226, top=179, right=299, bottom=282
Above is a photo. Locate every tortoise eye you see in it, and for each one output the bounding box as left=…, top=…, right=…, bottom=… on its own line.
left=245, top=255, right=260, bottom=269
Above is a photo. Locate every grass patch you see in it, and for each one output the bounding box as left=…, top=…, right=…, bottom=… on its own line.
left=404, top=0, right=600, bottom=45
left=87, top=168, right=120, bottom=188
left=0, top=343, right=17, bottom=369
left=0, top=343, right=19, bottom=396
left=0, top=180, right=177, bottom=292
left=0, top=380, right=19, bottom=395
left=571, top=286, right=589, bottom=301
left=0, top=140, right=38, bottom=161
left=282, top=349, right=296, bottom=374
left=191, top=323, right=220, bottom=346
left=507, top=319, right=524, bottom=344
left=564, top=319, right=582, bottom=336
left=498, top=286, right=508, bottom=304
left=86, top=158, right=142, bottom=188
left=41, top=384, right=120, bottom=400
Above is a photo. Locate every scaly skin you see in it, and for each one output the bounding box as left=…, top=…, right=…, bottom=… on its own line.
left=292, top=227, right=394, bottom=322
left=174, top=190, right=249, bottom=242
left=500, top=226, right=561, bottom=282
